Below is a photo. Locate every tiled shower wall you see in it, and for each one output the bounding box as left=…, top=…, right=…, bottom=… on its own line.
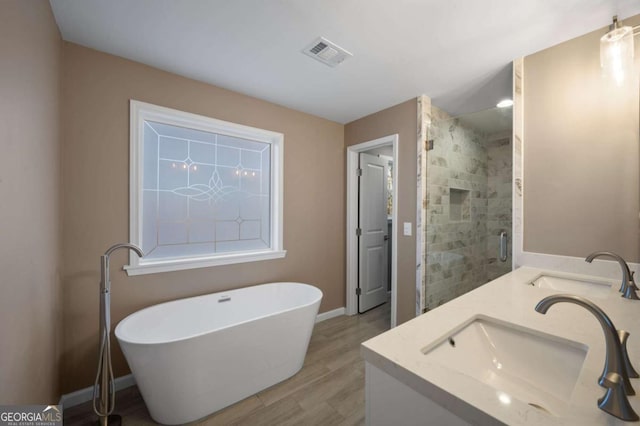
left=426, top=107, right=488, bottom=309
left=425, top=107, right=512, bottom=310
left=486, top=136, right=513, bottom=281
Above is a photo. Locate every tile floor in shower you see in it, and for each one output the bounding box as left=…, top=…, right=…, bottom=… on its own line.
left=64, top=302, right=390, bottom=425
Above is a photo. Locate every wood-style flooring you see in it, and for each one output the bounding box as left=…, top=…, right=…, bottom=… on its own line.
left=63, top=303, right=390, bottom=425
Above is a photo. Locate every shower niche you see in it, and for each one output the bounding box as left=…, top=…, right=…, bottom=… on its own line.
left=423, top=104, right=513, bottom=310
left=449, top=188, right=470, bottom=222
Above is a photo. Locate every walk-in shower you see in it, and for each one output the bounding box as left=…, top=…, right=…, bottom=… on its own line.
left=424, top=105, right=513, bottom=310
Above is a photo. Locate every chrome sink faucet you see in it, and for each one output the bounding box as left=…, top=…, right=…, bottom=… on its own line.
left=585, top=251, right=639, bottom=300
left=535, top=294, right=638, bottom=422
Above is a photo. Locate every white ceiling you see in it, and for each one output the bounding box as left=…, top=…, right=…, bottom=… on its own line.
left=49, top=0, right=640, bottom=123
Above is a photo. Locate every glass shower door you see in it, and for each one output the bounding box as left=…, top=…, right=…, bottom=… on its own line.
left=424, top=105, right=513, bottom=310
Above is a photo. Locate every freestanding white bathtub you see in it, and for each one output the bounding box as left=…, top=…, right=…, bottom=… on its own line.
left=115, top=282, right=322, bottom=425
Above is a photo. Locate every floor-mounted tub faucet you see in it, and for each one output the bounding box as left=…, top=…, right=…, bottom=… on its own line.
left=585, top=251, right=639, bottom=300
left=93, top=243, right=144, bottom=426
left=535, top=294, right=638, bottom=422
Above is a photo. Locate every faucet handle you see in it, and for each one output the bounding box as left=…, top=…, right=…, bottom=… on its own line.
left=622, top=277, right=640, bottom=300
left=630, top=271, right=639, bottom=288
left=598, top=372, right=639, bottom=421
left=619, top=330, right=640, bottom=378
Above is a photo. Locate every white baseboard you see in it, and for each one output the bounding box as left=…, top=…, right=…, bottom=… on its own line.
left=59, top=374, right=136, bottom=409
left=316, top=307, right=345, bottom=323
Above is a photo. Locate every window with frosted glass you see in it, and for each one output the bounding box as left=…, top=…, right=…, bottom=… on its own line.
left=127, top=101, right=284, bottom=275
left=141, top=121, right=272, bottom=260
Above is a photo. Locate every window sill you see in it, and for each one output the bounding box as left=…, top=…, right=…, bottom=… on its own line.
left=124, top=250, right=287, bottom=276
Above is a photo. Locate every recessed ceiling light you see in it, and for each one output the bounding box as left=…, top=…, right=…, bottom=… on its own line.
left=496, top=99, right=513, bottom=108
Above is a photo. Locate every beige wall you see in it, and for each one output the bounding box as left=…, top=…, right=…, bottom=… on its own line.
left=345, top=99, right=418, bottom=325
left=0, top=1, right=62, bottom=403
left=13, top=2, right=630, bottom=399
left=523, top=15, right=640, bottom=261
left=60, top=43, right=345, bottom=392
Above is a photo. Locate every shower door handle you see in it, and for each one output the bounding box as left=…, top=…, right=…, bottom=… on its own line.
left=499, top=231, right=508, bottom=262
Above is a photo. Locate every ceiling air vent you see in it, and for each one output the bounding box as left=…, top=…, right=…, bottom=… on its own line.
left=302, top=37, right=353, bottom=68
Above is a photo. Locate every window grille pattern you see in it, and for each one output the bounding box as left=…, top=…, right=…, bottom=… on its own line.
left=142, top=121, right=271, bottom=260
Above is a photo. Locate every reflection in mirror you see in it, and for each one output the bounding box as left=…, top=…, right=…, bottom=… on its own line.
left=425, top=105, right=513, bottom=310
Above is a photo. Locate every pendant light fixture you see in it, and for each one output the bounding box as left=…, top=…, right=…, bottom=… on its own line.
left=600, top=15, right=637, bottom=86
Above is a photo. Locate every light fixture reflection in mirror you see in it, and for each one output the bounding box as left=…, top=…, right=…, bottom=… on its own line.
left=497, top=391, right=512, bottom=405
left=600, top=16, right=636, bottom=86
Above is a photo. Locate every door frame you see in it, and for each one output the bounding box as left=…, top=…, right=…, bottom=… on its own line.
left=346, top=134, right=398, bottom=328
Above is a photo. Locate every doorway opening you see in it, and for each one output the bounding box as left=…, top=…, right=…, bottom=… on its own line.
left=346, top=134, right=398, bottom=328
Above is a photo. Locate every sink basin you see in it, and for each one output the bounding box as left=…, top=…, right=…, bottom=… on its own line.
left=422, top=316, right=587, bottom=415
left=529, top=274, right=612, bottom=299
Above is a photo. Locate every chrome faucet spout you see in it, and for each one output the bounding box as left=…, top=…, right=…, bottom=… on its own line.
left=104, top=242, right=144, bottom=258
left=535, top=294, right=638, bottom=421
left=585, top=251, right=639, bottom=300
left=100, top=243, right=144, bottom=293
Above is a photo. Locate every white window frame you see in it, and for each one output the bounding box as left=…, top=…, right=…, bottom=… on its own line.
left=125, top=100, right=285, bottom=276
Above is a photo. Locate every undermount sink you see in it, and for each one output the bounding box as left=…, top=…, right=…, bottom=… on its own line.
left=421, top=316, right=588, bottom=416
left=529, top=274, right=613, bottom=299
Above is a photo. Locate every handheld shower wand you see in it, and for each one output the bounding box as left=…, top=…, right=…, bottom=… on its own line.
left=92, top=243, right=143, bottom=426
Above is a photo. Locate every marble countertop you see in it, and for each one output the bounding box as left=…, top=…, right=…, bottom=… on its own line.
left=361, top=267, right=640, bottom=425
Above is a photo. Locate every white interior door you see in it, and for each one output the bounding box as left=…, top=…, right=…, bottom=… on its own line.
left=358, top=153, right=389, bottom=313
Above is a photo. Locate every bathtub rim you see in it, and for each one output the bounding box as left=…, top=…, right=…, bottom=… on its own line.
left=114, top=282, right=323, bottom=346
